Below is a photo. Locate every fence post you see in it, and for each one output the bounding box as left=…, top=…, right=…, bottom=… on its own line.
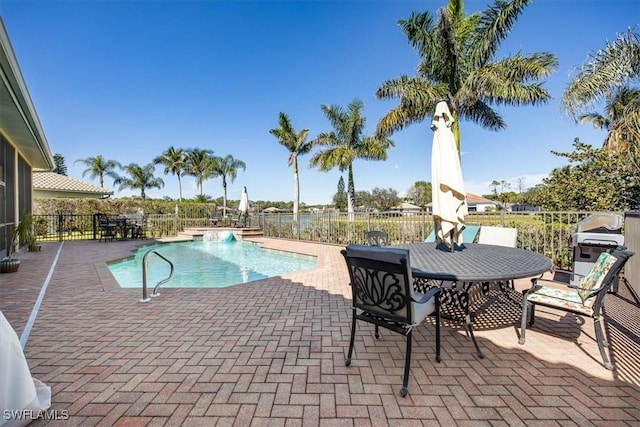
left=174, top=205, right=179, bottom=237
left=277, top=213, right=281, bottom=238
left=57, top=212, right=63, bottom=242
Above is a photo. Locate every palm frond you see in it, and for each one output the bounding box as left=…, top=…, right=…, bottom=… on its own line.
left=376, top=76, right=446, bottom=135
left=470, top=0, right=531, bottom=67
left=398, top=11, right=435, bottom=56
left=376, top=105, right=429, bottom=137
left=308, top=146, right=353, bottom=172
left=461, top=55, right=556, bottom=106
left=459, top=100, right=505, bottom=131
left=579, top=113, right=610, bottom=130
left=562, top=29, right=640, bottom=117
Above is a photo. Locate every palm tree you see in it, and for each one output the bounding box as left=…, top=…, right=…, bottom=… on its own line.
left=184, top=148, right=214, bottom=196
left=376, top=0, right=558, bottom=149
left=154, top=146, right=187, bottom=201
left=209, top=155, right=246, bottom=216
left=114, top=163, right=164, bottom=200
left=563, top=29, right=640, bottom=151
left=269, top=112, right=313, bottom=219
left=74, top=155, right=121, bottom=188
left=578, top=87, right=640, bottom=151
left=309, top=99, right=393, bottom=216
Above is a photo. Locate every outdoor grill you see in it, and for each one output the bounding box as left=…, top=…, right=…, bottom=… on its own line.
left=571, top=213, right=624, bottom=290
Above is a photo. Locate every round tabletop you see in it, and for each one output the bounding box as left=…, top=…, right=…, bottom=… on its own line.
left=394, top=242, right=552, bottom=282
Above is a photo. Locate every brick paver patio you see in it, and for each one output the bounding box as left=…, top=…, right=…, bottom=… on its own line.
left=1, top=238, right=639, bottom=426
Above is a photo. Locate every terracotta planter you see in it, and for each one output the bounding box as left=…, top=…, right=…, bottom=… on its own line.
left=0, top=259, right=20, bottom=273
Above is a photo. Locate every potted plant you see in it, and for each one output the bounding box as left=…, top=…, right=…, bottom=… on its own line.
left=0, top=213, right=35, bottom=273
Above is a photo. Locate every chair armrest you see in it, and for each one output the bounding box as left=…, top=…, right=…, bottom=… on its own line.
left=531, top=277, right=575, bottom=288
left=532, top=270, right=585, bottom=288
left=412, top=286, right=440, bottom=304
left=530, top=277, right=606, bottom=294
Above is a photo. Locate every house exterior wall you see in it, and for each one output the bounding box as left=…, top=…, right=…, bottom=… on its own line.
left=34, top=190, right=106, bottom=199
left=0, top=134, right=33, bottom=258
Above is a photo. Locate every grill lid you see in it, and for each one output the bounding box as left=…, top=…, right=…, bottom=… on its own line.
left=575, top=213, right=623, bottom=234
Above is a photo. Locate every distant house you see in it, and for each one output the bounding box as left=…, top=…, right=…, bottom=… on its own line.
left=425, top=193, right=498, bottom=214
left=1, top=19, right=55, bottom=258
left=33, top=172, right=113, bottom=199
left=466, top=193, right=499, bottom=212
left=511, top=204, right=542, bottom=212
left=391, top=202, right=423, bottom=214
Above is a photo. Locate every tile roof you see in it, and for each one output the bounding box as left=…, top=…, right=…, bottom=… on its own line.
left=33, top=172, right=113, bottom=195
left=466, top=192, right=497, bottom=204
left=425, top=193, right=497, bottom=207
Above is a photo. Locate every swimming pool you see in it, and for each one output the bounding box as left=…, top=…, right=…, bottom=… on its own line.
left=108, top=240, right=317, bottom=288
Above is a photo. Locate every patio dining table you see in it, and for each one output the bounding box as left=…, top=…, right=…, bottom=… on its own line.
left=114, top=217, right=135, bottom=240
left=394, top=242, right=552, bottom=358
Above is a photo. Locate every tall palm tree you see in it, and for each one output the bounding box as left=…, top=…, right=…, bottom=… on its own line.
left=154, top=146, right=187, bottom=201
left=209, top=155, right=246, bottom=216
left=114, top=163, right=164, bottom=200
left=376, top=0, right=557, bottom=149
left=309, top=99, right=393, bottom=216
left=74, top=155, right=121, bottom=188
left=269, top=112, right=313, bottom=219
left=184, top=148, right=214, bottom=196
left=563, top=29, right=640, bottom=151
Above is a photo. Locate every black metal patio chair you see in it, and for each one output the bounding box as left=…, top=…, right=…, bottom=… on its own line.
left=519, top=247, right=634, bottom=369
left=341, top=244, right=441, bottom=397
left=96, top=213, right=116, bottom=242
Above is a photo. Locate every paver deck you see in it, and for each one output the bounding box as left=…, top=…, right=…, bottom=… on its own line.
left=1, top=238, right=639, bottom=426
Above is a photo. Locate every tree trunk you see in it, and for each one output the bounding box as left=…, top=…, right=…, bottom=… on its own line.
left=293, top=157, right=299, bottom=221
left=222, top=177, right=228, bottom=217
left=347, top=165, right=355, bottom=221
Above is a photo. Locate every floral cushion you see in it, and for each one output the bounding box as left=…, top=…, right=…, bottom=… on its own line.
left=577, top=252, right=617, bottom=303
left=526, top=286, right=594, bottom=315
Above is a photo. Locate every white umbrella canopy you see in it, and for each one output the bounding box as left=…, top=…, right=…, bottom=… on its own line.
left=238, top=186, right=249, bottom=213
left=431, top=101, right=468, bottom=250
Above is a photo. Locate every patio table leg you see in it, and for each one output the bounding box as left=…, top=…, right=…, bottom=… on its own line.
left=414, top=278, right=486, bottom=359
left=463, top=312, right=484, bottom=359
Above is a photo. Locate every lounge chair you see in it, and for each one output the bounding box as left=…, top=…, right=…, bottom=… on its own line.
left=477, top=226, right=517, bottom=247
left=461, top=225, right=481, bottom=243
left=425, top=225, right=480, bottom=244
left=342, top=244, right=441, bottom=397
left=364, top=230, right=389, bottom=246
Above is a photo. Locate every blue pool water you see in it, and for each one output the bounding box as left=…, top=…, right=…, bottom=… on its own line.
left=108, top=240, right=317, bottom=288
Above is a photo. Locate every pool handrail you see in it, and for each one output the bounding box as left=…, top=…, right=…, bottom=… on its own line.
left=140, top=249, right=175, bottom=303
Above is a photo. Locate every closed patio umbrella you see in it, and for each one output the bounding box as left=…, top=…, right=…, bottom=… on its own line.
left=238, top=186, right=249, bottom=213
left=238, top=186, right=249, bottom=227
left=431, top=101, right=468, bottom=250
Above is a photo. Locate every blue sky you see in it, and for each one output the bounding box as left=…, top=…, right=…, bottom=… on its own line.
left=2, top=0, right=637, bottom=204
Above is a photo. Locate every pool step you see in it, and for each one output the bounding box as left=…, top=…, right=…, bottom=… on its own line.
left=179, top=227, right=264, bottom=241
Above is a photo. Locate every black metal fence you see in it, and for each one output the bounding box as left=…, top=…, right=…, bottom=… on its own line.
left=257, top=210, right=623, bottom=268
left=33, top=213, right=213, bottom=241
left=33, top=210, right=622, bottom=268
